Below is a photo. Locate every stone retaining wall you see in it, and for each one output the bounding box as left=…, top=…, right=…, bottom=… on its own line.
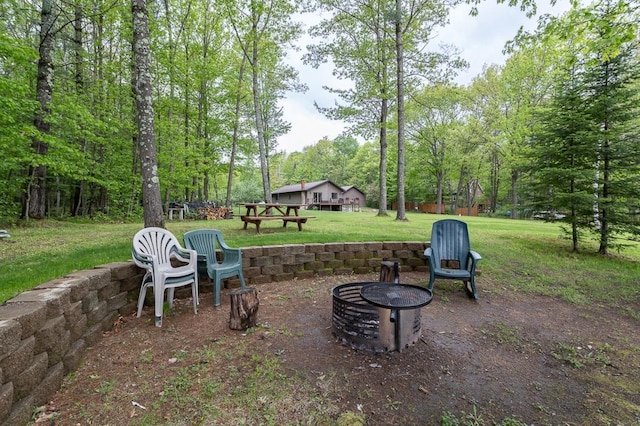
left=0, top=241, right=428, bottom=426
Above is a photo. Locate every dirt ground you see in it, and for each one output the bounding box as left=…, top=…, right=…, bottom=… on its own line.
left=37, top=272, right=640, bottom=425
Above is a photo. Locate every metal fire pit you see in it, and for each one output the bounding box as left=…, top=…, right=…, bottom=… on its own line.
left=332, top=282, right=425, bottom=352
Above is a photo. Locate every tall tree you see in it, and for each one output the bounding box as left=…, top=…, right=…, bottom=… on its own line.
left=307, top=0, right=458, bottom=217
left=226, top=0, right=302, bottom=203
left=530, top=62, right=596, bottom=252
left=132, top=0, right=163, bottom=227
left=467, top=66, right=507, bottom=215
left=24, top=0, right=56, bottom=220
left=580, top=1, right=640, bottom=254
left=394, top=0, right=407, bottom=221
left=407, top=83, right=466, bottom=214
left=529, top=0, right=640, bottom=254
left=306, top=0, right=398, bottom=216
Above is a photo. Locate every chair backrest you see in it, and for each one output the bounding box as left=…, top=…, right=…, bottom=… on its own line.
left=132, top=227, right=181, bottom=267
left=183, top=229, right=224, bottom=264
left=430, top=219, right=470, bottom=267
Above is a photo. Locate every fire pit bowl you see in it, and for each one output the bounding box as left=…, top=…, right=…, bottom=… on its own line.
left=332, top=282, right=423, bottom=352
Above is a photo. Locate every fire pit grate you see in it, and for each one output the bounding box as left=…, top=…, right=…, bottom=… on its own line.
left=332, top=282, right=422, bottom=352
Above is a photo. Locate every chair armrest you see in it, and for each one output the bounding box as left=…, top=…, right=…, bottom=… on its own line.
left=424, top=247, right=432, bottom=257
left=222, top=247, right=242, bottom=263
left=132, top=249, right=154, bottom=268
left=171, top=246, right=198, bottom=267
left=470, top=250, right=482, bottom=262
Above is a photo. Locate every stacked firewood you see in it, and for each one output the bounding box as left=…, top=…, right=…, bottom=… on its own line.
left=197, top=206, right=233, bottom=220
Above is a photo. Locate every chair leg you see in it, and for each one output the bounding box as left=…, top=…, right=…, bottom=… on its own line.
left=155, top=283, right=165, bottom=327
left=167, top=288, right=175, bottom=308
left=465, top=279, right=478, bottom=300
left=427, top=274, right=436, bottom=292
left=192, top=277, right=199, bottom=314
left=213, top=277, right=222, bottom=307
left=238, top=270, right=246, bottom=289
left=137, top=283, right=148, bottom=317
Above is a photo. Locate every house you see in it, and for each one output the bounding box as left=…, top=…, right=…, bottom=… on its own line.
left=341, top=185, right=365, bottom=207
left=272, top=180, right=366, bottom=211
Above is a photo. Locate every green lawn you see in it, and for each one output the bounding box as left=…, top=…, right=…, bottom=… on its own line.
left=1, top=210, right=639, bottom=312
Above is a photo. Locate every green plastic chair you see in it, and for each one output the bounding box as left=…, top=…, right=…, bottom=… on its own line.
left=183, top=229, right=246, bottom=307
left=424, top=219, right=481, bottom=299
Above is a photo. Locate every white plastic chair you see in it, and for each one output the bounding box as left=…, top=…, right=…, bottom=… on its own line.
left=132, top=227, right=199, bottom=327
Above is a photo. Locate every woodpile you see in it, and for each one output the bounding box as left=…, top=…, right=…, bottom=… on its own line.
left=197, top=206, right=233, bottom=220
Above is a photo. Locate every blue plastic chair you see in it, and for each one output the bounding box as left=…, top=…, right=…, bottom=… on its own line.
left=183, top=229, right=246, bottom=307
left=424, top=219, right=481, bottom=299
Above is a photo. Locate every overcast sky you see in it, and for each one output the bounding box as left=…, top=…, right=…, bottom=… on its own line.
left=277, top=1, right=571, bottom=154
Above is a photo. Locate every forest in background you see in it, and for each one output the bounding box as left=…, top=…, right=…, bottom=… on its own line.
left=0, top=0, right=638, bottom=253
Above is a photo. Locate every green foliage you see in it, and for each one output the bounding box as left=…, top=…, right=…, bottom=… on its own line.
left=529, top=1, right=640, bottom=253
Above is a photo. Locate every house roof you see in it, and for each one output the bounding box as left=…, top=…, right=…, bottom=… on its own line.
left=272, top=179, right=343, bottom=195
left=341, top=185, right=365, bottom=195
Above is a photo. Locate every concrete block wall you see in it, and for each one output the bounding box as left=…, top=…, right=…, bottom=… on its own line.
left=0, top=241, right=427, bottom=426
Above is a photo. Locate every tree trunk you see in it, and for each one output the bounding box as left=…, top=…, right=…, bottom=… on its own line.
left=227, top=56, right=246, bottom=208
left=394, top=0, right=406, bottom=221
left=250, top=2, right=271, bottom=203
left=378, top=98, right=389, bottom=216
left=132, top=0, right=164, bottom=228
left=436, top=171, right=443, bottom=214
left=490, top=148, right=500, bottom=214
left=73, top=1, right=88, bottom=217
left=229, top=287, right=259, bottom=330
left=24, top=0, right=56, bottom=220
left=598, top=60, right=611, bottom=256
left=376, top=21, right=389, bottom=217
left=379, top=261, right=400, bottom=283
left=510, top=169, right=518, bottom=219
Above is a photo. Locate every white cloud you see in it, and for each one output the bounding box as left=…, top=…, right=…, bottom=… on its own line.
left=277, top=1, right=571, bottom=153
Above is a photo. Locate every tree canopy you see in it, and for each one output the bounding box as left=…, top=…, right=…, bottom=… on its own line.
left=1, top=0, right=638, bottom=253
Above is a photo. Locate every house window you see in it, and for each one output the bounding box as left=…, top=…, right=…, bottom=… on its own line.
left=331, top=192, right=338, bottom=202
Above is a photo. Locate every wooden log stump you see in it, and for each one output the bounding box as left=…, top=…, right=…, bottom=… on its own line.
left=229, top=287, right=259, bottom=330
left=379, top=261, right=400, bottom=283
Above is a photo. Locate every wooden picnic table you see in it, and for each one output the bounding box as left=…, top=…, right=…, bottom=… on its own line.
left=239, top=203, right=314, bottom=233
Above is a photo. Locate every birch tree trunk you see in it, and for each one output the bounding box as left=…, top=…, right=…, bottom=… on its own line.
left=132, top=0, right=164, bottom=228
left=25, top=0, right=55, bottom=220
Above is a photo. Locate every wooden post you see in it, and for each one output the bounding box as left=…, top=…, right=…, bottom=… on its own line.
left=379, top=261, right=400, bottom=283
left=229, top=287, right=259, bottom=330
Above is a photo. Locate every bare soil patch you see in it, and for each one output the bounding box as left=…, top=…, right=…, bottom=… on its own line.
left=38, top=272, right=640, bottom=425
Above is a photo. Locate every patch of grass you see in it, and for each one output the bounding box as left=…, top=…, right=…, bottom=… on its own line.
left=551, top=342, right=612, bottom=369
left=481, top=321, right=521, bottom=346
left=94, top=380, right=116, bottom=402
left=129, top=339, right=340, bottom=425
left=442, top=406, right=527, bottom=426
left=2, top=213, right=639, bottom=307
left=138, top=349, right=153, bottom=363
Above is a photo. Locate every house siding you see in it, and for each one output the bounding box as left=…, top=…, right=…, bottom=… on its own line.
left=341, top=188, right=365, bottom=206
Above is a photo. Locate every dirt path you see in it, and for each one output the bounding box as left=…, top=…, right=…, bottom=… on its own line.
left=38, top=272, right=640, bottom=425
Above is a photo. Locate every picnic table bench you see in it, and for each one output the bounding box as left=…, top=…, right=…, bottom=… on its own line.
left=239, top=203, right=315, bottom=233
